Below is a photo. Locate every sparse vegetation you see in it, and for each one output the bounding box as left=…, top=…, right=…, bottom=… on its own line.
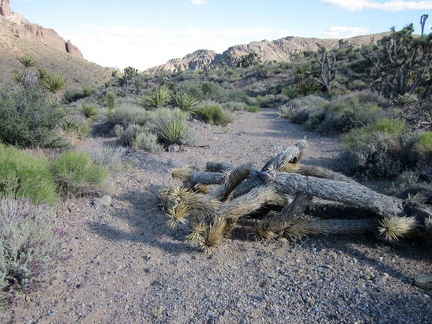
left=2, top=19, right=432, bottom=318
left=0, top=197, right=68, bottom=306
left=0, top=144, right=58, bottom=205
left=194, top=105, right=233, bottom=126
left=50, top=151, right=110, bottom=197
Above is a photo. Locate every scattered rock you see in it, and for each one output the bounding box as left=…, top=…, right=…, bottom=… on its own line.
left=92, top=195, right=112, bottom=208
left=168, top=144, right=180, bottom=152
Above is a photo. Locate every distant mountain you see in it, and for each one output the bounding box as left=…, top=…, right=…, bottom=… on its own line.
left=0, top=0, right=111, bottom=90
left=146, top=33, right=389, bottom=74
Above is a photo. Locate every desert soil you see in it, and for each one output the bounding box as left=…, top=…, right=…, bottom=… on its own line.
left=7, top=108, right=432, bottom=323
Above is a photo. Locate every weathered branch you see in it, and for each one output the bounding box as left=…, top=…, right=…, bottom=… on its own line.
left=263, top=170, right=404, bottom=217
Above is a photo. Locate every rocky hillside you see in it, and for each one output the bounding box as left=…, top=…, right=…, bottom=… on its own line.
left=0, top=0, right=111, bottom=90
left=147, top=33, right=388, bottom=73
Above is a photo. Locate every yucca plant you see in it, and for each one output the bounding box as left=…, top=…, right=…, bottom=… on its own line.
left=79, top=104, right=98, bottom=120
left=142, top=86, right=172, bottom=109
left=152, top=108, right=188, bottom=145
left=14, top=55, right=39, bottom=89
left=40, top=73, right=67, bottom=101
left=173, top=91, right=200, bottom=111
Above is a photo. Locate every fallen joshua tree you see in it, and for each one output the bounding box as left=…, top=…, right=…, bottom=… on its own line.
left=158, top=140, right=432, bottom=253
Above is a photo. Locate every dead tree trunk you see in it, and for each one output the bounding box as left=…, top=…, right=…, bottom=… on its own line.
left=263, top=170, right=404, bottom=217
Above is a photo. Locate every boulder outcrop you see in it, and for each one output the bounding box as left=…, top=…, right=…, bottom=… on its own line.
left=0, top=0, right=12, bottom=17
left=1, top=0, right=83, bottom=59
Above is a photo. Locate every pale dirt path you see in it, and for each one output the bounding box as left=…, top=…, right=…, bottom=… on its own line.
left=9, top=108, right=432, bottom=324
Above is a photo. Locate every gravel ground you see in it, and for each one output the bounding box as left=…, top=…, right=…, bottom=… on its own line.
left=6, top=108, right=432, bottom=323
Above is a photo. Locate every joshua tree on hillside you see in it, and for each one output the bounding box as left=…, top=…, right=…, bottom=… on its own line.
left=315, top=46, right=337, bottom=92
left=420, top=14, right=429, bottom=36
left=120, top=66, right=138, bottom=95
left=13, top=55, right=39, bottom=90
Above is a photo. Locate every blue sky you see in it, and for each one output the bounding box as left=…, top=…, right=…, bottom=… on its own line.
left=10, top=0, right=432, bottom=70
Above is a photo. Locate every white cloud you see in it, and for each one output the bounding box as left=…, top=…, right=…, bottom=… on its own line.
left=323, top=26, right=370, bottom=38
left=68, top=26, right=291, bottom=70
left=322, top=0, right=432, bottom=11
left=190, top=0, right=207, bottom=5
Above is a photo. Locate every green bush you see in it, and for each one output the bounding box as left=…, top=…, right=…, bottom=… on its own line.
left=105, top=92, right=116, bottom=109
left=286, top=93, right=385, bottom=134
left=0, top=197, right=68, bottom=305
left=224, top=101, right=249, bottom=111
left=368, top=118, right=406, bottom=138
left=0, top=87, right=67, bottom=148
left=50, top=151, right=110, bottom=197
left=133, top=131, right=164, bottom=153
left=248, top=105, right=261, bottom=113
left=0, top=144, right=58, bottom=205
left=151, top=108, right=189, bottom=145
left=415, top=131, right=432, bottom=162
left=317, top=97, right=381, bottom=134
left=340, top=119, right=410, bottom=179
left=115, top=124, right=142, bottom=147
left=194, top=105, right=233, bottom=126
left=106, top=103, right=149, bottom=128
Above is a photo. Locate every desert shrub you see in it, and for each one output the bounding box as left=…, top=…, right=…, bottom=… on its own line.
left=0, top=198, right=68, bottom=306
left=142, top=85, right=172, bottom=109
left=133, top=131, right=164, bottom=153
left=285, top=95, right=329, bottom=124
left=80, top=143, right=126, bottom=172
left=316, top=96, right=381, bottom=134
left=256, top=94, right=276, bottom=108
left=340, top=118, right=410, bottom=178
left=105, top=91, right=116, bottom=109
left=281, top=85, right=300, bottom=99
left=64, top=117, right=91, bottom=140
left=50, top=151, right=110, bottom=197
left=298, top=80, right=319, bottom=96
left=176, top=81, right=241, bottom=103
left=151, top=108, right=189, bottom=145
left=414, top=131, right=432, bottom=163
left=115, top=124, right=148, bottom=148
left=194, top=105, right=233, bottom=126
left=105, top=103, right=149, bottom=129
left=224, top=101, right=248, bottom=111
left=248, top=106, right=261, bottom=113
left=368, top=118, right=406, bottom=138
left=393, top=171, right=419, bottom=192
left=286, top=93, right=384, bottom=134
left=0, top=144, right=58, bottom=205
left=0, top=87, right=66, bottom=148
left=173, top=91, right=200, bottom=111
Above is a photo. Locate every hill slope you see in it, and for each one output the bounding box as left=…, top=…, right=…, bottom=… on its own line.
left=0, top=1, right=112, bottom=90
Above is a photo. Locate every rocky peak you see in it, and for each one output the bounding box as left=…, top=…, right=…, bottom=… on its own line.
left=0, top=0, right=12, bottom=17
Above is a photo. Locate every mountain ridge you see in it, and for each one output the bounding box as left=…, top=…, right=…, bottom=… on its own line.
left=146, top=33, right=389, bottom=74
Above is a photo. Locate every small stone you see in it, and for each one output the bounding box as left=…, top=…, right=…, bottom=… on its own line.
left=92, top=195, right=112, bottom=208
left=167, top=159, right=181, bottom=167
left=168, top=144, right=180, bottom=152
